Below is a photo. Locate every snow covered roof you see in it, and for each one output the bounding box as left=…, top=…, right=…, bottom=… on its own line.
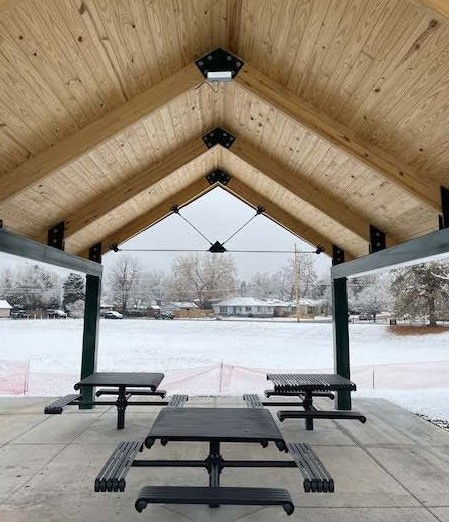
left=172, top=302, right=198, bottom=309
left=215, top=297, right=272, bottom=307
left=0, top=300, right=12, bottom=309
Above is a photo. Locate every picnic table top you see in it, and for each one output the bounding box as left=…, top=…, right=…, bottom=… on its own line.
left=147, top=407, right=285, bottom=443
left=267, top=373, right=356, bottom=392
left=74, top=372, right=164, bottom=390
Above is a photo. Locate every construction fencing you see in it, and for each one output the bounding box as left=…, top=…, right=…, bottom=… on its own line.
left=1, top=359, right=448, bottom=396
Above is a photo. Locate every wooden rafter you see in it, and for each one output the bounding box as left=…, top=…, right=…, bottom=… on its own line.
left=224, top=177, right=356, bottom=260
left=0, top=62, right=203, bottom=204
left=229, top=139, right=398, bottom=248
left=39, top=138, right=206, bottom=242
left=410, top=0, right=449, bottom=19
left=234, top=63, right=442, bottom=210
left=77, top=177, right=213, bottom=257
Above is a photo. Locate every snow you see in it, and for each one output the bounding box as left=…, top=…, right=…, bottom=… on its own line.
left=1, top=319, right=448, bottom=419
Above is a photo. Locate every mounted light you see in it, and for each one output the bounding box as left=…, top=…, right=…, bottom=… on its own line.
left=206, top=70, right=233, bottom=82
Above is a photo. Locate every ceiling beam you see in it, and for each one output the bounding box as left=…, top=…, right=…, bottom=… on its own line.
left=77, top=177, right=212, bottom=257
left=410, top=0, right=449, bottom=19
left=34, top=137, right=207, bottom=243
left=235, top=63, right=441, bottom=210
left=0, top=62, right=203, bottom=204
left=229, top=139, right=398, bottom=248
left=223, top=177, right=356, bottom=260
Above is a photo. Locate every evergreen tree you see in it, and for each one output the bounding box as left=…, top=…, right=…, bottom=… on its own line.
left=391, top=262, right=449, bottom=326
left=63, top=273, right=85, bottom=308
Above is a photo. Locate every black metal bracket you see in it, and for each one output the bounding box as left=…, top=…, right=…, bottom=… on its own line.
left=195, top=48, right=244, bottom=80
left=110, top=243, right=120, bottom=252
left=170, top=204, right=180, bottom=214
left=209, top=241, right=227, bottom=253
left=440, top=187, right=449, bottom=229
left=202, top=127, right=235, bottom=149
left=332, top=245, right=345, bottom=265
left=315, top=245, right=325, bottom=255
left=89, top=243, right=102, bottom=263
left=0, top=219, right=3, bottom=229
left=369, top=225, right=386, bottom=253
left=206, top=169, right=232, bottom=186
left=47, top=221, right=65, bottom=250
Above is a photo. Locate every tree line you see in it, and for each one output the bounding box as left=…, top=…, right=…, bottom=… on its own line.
left=1, top=256, right=448, bottom=324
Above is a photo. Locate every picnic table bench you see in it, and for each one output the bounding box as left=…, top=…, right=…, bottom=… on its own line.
left=95, top=402, right=335, bottom=516
left=263, top=374, right=367, bottom=430
left=45, top=372, right=170, bottom=429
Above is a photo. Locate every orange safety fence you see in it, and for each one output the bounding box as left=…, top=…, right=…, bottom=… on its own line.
left=1, top=360, right=449, bottom=396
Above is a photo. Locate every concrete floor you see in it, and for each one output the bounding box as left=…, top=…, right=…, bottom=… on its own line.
left=0, top=396, right=448, bottom=522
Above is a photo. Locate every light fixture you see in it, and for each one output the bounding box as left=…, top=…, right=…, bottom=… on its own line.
left=206, top=70, right=233, bottom=82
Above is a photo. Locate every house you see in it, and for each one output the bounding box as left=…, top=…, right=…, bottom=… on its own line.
left=213, top=297, right=274, bottom=318
left=0, top=300, right=12, bottom=318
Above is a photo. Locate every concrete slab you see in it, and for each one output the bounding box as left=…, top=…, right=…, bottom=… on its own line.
left=0, top=396, right=447, bottom=521
left=429, top=508, right=449, bottom=521
left=0, top=443, right=64, bottom=502
left=237, top=507, right=440, bottom=521
left=12, top=413, right=105, bottom=445
left=0, top=415, right=46, bottom=445
left=368, top=445, right=449, bottom=506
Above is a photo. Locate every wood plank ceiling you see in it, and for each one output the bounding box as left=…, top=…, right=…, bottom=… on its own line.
left=0, top=0, right=447, bottom=260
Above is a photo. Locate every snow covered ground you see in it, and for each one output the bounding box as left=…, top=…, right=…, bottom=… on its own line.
left=1, top=319, right=448, bottom=419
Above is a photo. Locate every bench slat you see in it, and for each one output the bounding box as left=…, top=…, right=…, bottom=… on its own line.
left=167, top=394, right=188, bottom=408
left=44, top=394, right=82, bottom=414
left=287, top=442, right=334, bottom=493
left=135, top=486, right=294, bottom=515
left=278, top=410, right=366, bottom=423
left=95, top=440, right=142, bottom=493
left=243, top=394, right=263, bottom=408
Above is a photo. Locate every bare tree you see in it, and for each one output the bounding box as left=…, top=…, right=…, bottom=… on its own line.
left=169, top=253, right=237, bottom=306
left=108, top=255, right=141, bottom=314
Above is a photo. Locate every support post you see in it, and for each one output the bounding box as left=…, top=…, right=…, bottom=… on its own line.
left=332, top=277, right=351, bottom=410
left=80, top=274, right=101, bottom=408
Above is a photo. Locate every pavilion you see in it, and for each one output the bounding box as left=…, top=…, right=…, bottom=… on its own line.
left=0, top=0, right=448, bottom=411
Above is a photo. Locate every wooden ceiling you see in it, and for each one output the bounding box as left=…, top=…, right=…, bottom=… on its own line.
left=0, top=0, right=447, bottom=261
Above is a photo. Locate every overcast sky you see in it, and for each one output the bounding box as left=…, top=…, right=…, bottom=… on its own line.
left=0, top=187, right=331, bottom=280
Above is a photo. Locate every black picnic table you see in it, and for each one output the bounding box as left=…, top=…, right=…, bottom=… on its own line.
left=265, top=373, right=365, bottom=430
left=95, top=406, right=335, bottom=515
left=74, top=372, right=166, bottom=429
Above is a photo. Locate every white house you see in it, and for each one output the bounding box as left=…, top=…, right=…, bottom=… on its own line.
left=0, top=300, right=12, bottom=318
left=213, top=297, right=274, bottom=317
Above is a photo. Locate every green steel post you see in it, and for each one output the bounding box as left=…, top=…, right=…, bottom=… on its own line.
left=332, top=277, right=351, bottom=410
left=80, top=274, right=101, bottom=408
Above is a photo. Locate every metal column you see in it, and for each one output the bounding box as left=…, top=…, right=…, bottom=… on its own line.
left=80, top=274, right=101, bottom=408
left=332, top=277, right=351, bottom=410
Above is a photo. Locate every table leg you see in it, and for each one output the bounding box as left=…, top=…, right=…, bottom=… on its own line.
left=304, top=391, right=314, bottom=431
left=116, top=385, right=127, bottom=430
left=206, top=440, right=223, bottom=508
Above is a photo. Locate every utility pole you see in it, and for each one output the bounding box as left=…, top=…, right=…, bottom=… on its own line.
left=294, top=244, right=299, bottom=323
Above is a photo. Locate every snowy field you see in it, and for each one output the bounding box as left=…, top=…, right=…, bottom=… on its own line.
left=1, top=319, right=448, bottom=420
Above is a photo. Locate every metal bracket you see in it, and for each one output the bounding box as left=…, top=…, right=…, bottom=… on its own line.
left=110, top=243, right=120, bottom=252
left=0, top=219, right=3, bottom=229
left=47, top=221, right=65, bottom=250
left=206, top=169, right=232, bottom=186
left=332, top=245, right=345, bottom=265
left=369, top=225, right=386, bottom=253
left=209, top=241, right=227, bottom=253
left=202, top=127, right=235, bottom=149
left=195, top=48, right=244, bottom=80
left=440, top=187, right=449, bottom=229
left=88, top=243, right=102, bottom=263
